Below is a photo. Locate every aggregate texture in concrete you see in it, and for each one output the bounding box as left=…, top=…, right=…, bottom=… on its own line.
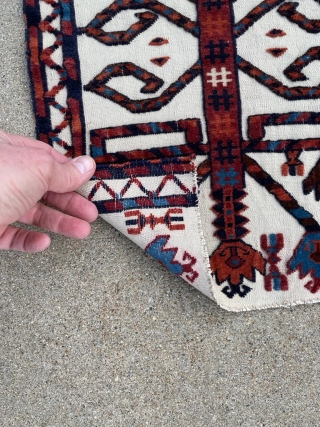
left=0, top=2, right=319, bottom=426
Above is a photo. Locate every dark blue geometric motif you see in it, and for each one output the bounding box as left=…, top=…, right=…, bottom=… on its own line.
left=208, top=90, right=234, bottom=111
left=202, top=0, right=226, bottom=10
left=204, top=39, right=230, bottom=64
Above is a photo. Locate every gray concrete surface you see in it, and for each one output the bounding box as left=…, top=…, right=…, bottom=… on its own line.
left=0, top=2, right=319, bottom=426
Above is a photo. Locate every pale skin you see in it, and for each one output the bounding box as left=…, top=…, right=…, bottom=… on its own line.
left=0, top=130, right=98, bottom=253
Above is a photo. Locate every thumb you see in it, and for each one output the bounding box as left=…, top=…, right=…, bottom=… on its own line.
left=49, top=156, right=96, bottom=193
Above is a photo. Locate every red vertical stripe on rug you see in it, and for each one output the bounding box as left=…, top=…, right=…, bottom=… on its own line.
left=68, top=98, right=84, bottom=157
left=197, top=1, right=244, bottom=189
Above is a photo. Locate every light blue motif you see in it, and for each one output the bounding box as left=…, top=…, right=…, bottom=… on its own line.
left=288, top=233, right=320, bottom=278
left=146, top=237, right=183, bottom=275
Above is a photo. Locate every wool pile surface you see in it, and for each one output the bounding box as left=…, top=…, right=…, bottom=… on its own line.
left=24, top=0, right=320, bottom=311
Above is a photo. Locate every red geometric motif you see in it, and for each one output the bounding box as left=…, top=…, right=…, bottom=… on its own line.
left=266, top=47, right=287, bottom=57
left=80, top=0, right=199, bottom=39
left=210, top=240, right=265, bottom=298
left=149, top=37, right=169, bottom=45
left=247, top=112, right=320, bottom=142
left=281, top=151, right=304, bottom=178
left=303, top=159, right=320, bottom=201
left=25, top=0, right=85, bottom=158
left=198, top=0, right=264, bottom=294
left=261, top=234, right=288, bottom=292
left=29, top=1, right=72, bottom=154
left=266, top=28, right=286, bottom=38
left=233, top=0, right=284, bottom=38
left=284, top=47, right=320, bottom=81
left=277, top=2, right=320, bottom=33
left=88, top=174, right=197, bottom=214
left=125, top=209, right=185, bottom=234
left=245, top=112, right=320, bottom=177
left=82, top=0, right=201, bottom=113
left=237, top=56, right=320, bottom=100
left=243, top=155, right=320, bottom=233
left=150, top=57, right=170, bottom=67
left=85, top=61, right=201, bottom=113
left=79, top=11, right=159, bottom=45
left=90, top=119, right=207, bottom=164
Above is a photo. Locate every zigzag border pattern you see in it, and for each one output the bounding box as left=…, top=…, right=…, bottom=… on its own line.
left=88, top=173, right=197, bottom=214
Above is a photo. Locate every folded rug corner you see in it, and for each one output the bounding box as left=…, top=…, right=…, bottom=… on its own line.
left=24, top=0, right=320, bottom=310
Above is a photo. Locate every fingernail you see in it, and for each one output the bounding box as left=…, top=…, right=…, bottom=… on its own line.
left=73, top=156, right=94, bottom=174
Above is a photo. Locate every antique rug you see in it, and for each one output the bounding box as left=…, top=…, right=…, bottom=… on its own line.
left=24, top=0, right=320, bottom=311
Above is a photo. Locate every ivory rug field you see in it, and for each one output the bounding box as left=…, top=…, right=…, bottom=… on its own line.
left=24, top=0, right=320, bottom=310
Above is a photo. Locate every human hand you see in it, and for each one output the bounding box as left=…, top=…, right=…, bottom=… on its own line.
left=0, top=131, right=98, bottom=252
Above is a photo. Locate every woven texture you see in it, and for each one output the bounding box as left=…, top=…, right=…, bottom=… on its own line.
left=24, top=0, right=320, bottom=310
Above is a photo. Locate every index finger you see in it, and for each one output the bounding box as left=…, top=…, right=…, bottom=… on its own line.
left=0, top=131, right=71, bottom=164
